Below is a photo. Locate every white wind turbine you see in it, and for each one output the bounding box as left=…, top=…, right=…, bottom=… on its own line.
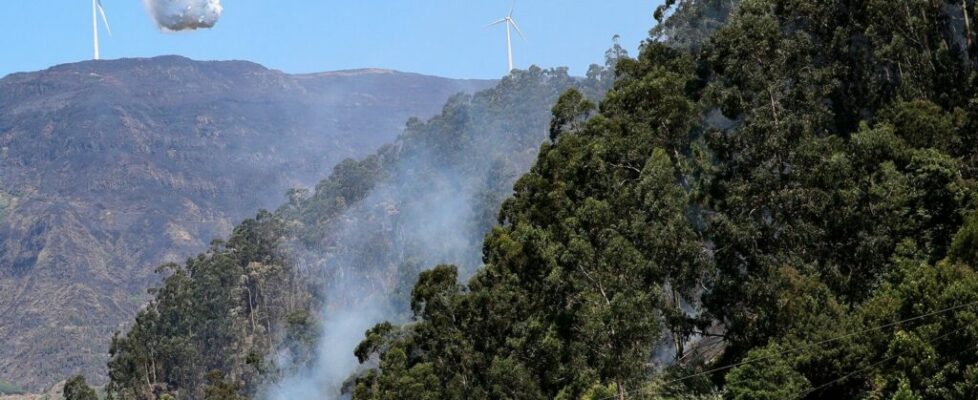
left=487, top=6, right=525, bottom=72
left=92, top=0, right=112, bottom=60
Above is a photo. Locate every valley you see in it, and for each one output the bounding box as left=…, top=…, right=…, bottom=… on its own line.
left=0, top=56, right=493, bottom=391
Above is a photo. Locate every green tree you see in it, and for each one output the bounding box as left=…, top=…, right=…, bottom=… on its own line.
left=725, top=346, right=810, bottom=400
left=550, top=89, right=595, bottom=142
left=63, top=375, right=98, bottom=400
left=106, top=1, right=978, bottom=398
left=202, top=371, right=244, bottom=400
left=106, top=211, right=310, bottom=399
left=352, top=0, right=978, bottom=397
left=891, top=380, right=922, bottom=400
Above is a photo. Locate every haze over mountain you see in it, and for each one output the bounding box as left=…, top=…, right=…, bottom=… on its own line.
left=11, top=0, right=978, bottom=398
left=96, top=58, right=621, bottom=399
left=0, top=56, right=493, bottom=391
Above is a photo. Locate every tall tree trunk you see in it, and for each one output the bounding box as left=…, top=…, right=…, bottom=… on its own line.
left=673, top=288, right=686, bottom=361
left=964, top=0, right=975, bottom=50
left=246, top=284, right=257, bottom=335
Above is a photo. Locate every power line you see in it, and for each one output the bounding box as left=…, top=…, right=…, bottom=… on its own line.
left=800, top=321, right=976, bottom=397
left=663, top=300, right=978, bottom=385
left=594, top=300, right=978, bottom=400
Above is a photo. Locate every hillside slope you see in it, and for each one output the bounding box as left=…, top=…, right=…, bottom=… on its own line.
left=0, top=56, right=494, bottom=391
left=103, top=57, right=624, bottom=398
left=351, top=1, right=978, bottom=399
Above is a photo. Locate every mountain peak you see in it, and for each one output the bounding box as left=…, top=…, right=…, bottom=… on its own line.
left=0, top=58, right=496, bottom=391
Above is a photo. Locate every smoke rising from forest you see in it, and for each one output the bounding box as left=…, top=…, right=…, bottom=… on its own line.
left=143, top=0, right=223, bottom=31
left=264, top=147, right=495, bottom=399
left=261, top=66, right=614, bottom=399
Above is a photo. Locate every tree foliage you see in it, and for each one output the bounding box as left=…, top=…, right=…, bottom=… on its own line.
left=106, top=52, right=621, bottom=399
left=107, top=1, right=978, bottom=398
left=351, top=0, right=978, bottom=399
left=64, top=375, right=99, bottom=400
left=105, top=211, right=315, bottom=399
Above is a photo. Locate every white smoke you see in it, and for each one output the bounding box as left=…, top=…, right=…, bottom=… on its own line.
left=263, top=165, right=481, bottom=400
left=143, top=0, right=223, bottom=31
left=260, top=70, right=584, bottom=399
left=266, top=300, right=387, bottom=400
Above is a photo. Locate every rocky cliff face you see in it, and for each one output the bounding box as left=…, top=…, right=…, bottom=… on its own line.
left=0, top=56, right=494, bottom=391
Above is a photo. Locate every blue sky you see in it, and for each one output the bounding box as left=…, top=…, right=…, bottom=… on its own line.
left=0, top=1, right=662, bottom=79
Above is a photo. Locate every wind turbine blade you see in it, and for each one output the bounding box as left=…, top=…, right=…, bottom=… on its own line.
left=510, top=19, right=526, bottom=40
left=486, top=18, right=508, bottom=28
left=97, top=0, right=112, bottom=36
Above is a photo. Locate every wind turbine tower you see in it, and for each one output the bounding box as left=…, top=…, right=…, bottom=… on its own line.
left=92, top=0, right=112, bottom=60
left=487, top=7, right=525, bottom=72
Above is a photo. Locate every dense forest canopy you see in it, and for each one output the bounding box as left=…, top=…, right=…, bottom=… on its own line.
left=104, top=0, right=978, bottom=399
left=351, top=0, right=978, bottom=399
left=103, top=57, right=619, bottom=399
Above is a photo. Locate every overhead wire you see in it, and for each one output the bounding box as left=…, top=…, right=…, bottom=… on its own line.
left=592, top=300, right=978, bottom=400
left=800, top=321, right=977, bottom=397
left=662, top=300, right=978, bottom=386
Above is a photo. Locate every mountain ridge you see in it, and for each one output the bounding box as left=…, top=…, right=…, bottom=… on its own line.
left=0, top=55, right=495, bottom=391
left=2, top=56, right=493, bottom=84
